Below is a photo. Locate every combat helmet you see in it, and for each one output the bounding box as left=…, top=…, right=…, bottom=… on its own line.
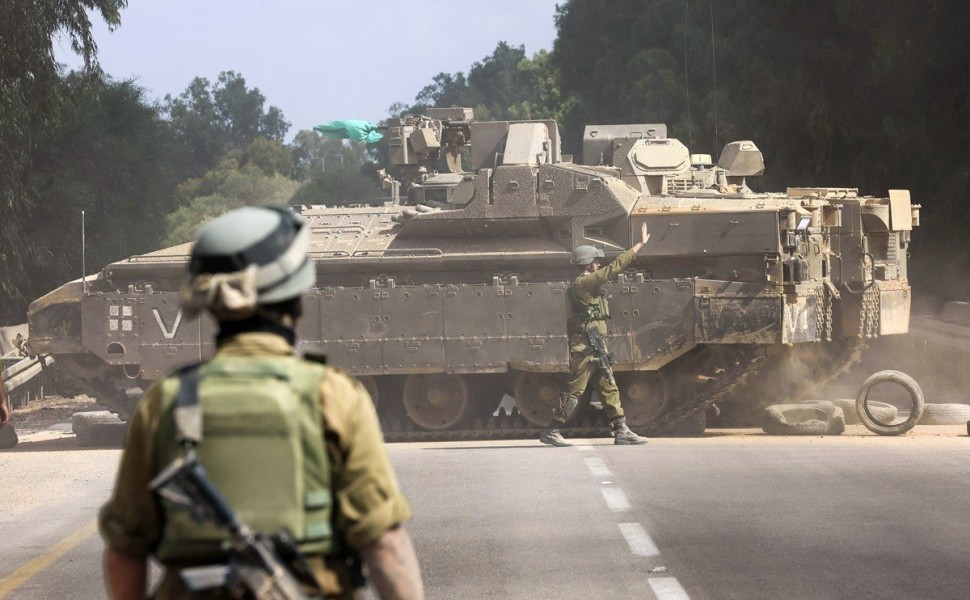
left=181, top=205, right=314, bottom=320
left=572, top=245, right=606, bottom=266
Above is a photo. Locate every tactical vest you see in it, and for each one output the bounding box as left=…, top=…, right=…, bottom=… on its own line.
left=568, top=280, right=611, bottom=332
left=154, top=355, right=335, bottom=564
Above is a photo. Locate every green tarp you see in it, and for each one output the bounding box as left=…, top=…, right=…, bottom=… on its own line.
left=313, top=120, right=383, bottom=143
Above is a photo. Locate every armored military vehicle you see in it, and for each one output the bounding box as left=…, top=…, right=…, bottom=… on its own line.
left=28, top=107, right=919, bottom=439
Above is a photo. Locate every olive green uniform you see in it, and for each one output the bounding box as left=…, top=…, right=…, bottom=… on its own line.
left=99, top=332, right=412, bottom=599
left=553, top=248, right=639, bottom=423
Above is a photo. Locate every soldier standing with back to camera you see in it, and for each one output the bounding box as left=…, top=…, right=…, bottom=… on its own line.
left=540, top=223, right=651, bottom=447
left=100, top=206, right=424, bottom=599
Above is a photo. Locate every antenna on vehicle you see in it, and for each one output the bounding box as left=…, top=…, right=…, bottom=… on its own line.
left=81, top=210, right=87, bottom=294
left=683, top=1, right=693, bottom=151
left=710, top=0, right=720, bottom=152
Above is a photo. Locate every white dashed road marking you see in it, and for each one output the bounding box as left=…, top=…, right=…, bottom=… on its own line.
left=601, top=487, right=631, bottom=512
left=648, top=577, right=692, bottom=600
left=584, top=457, right=612, bottom=478
left=617, top=522, right=659, bottom=557
left=580, top=448, right=691, bottom=599
left=573, top=444, right=595, bottom=452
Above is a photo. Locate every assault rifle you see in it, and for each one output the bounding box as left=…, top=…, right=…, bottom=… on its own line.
left=584, top=327, right=616, bottom=386
left=149, top=452, right=324, bottom=600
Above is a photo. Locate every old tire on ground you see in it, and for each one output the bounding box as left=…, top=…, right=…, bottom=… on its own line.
left=763, top=403, right=845, bottom=435
left=856, top=370, right=924, bottom=436
left=833, top=398, right=897, bottom=425
left=919, top=403, right=970, bottom=425
left=0, top=424, right=18, bottom=449
left=72, top=411, right=127, bottom=447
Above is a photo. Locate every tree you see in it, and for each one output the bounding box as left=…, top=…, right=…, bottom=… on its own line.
left=164, top=71, right=290, bottom=176
left=162, top=137, right=301, bottom=246
left=163, top=173, right=302, bottom=246
left=289, top=131, right=383, bottom=207
left=0, top=0, right=126, bottom=322
left=6, top=74, right=190, bottom=322
left=290, top=166, right=383, bottom=208
left=392, top=42, right=574, bottom=124
left=551, top=0, right=970, bottom=298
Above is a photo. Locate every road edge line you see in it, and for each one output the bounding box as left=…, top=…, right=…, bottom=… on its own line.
left=0, top=519, right=98, bottom=598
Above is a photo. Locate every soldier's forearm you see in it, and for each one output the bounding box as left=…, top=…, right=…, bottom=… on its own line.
left=599, top=247, right=638, bottom=280
left=362, top=526, right=424, bottom=600
left=103, top=547, right=147, bottom=600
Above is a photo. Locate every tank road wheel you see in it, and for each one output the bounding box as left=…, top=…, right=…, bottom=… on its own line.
left=403, top=374, right=470, bottom=430
left=617, top=372, right=668, bottom=428
left=513, top=371, right=566, bottom=427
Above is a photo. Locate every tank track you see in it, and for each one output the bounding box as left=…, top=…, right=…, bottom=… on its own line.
left=75, top=340, right=863, bottom=443
left=55, top=356, right=138, bottom=420
left=380, top=344, right=769, bottom=443
left=713, top=337, right=868, bottom=425
left=379, top=338, right=864, bottom=442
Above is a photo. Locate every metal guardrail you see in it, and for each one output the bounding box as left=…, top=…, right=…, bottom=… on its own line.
left=1, top=351, right=54, bottom=397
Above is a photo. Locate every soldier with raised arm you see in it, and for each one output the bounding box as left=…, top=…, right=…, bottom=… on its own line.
left=540, top=223, right=651, bottom=447
left=100, top=206, right=424, bottom=600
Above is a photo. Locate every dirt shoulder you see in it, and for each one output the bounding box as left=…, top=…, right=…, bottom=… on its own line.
left=7, top=395, right=102, bottom=435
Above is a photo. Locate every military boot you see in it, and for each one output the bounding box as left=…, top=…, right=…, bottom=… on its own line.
left=540, top=427, right=572, bottom=447
left=611, top=418, right=648, bottom=445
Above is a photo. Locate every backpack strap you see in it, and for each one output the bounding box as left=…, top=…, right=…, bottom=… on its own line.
left=175, top=365, right=203, bottom=448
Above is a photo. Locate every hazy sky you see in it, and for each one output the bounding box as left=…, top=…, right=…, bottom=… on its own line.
left=56, top=1, right=562, bottom=140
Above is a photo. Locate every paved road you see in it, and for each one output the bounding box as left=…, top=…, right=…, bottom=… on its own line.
left=1, top=427, right=968, bottom=599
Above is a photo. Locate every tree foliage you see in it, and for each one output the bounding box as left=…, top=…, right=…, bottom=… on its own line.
left=551, top=0, right=970, bottom=298
left=163, top=71, right=290, bottom=176
left=5, top=75, right=190, bottom=320
left=6, top=0, right=970, bottom=325
left=392, top=42, right=575, bottom=123
left=162, top=138, right=300, bottom=246
left=289, top=131, right=383, bottom=207
left=0, top=0, right=126, bottom=320
left=0, top=0, right=126, bottom=203
left=162, top=132, right=382, bottom=245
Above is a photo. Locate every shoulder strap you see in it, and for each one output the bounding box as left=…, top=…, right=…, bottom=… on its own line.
left=175, top=365, right=203, bottom=448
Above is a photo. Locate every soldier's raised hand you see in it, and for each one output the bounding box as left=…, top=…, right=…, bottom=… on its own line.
left=632, top=222, right=650, bottom=253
